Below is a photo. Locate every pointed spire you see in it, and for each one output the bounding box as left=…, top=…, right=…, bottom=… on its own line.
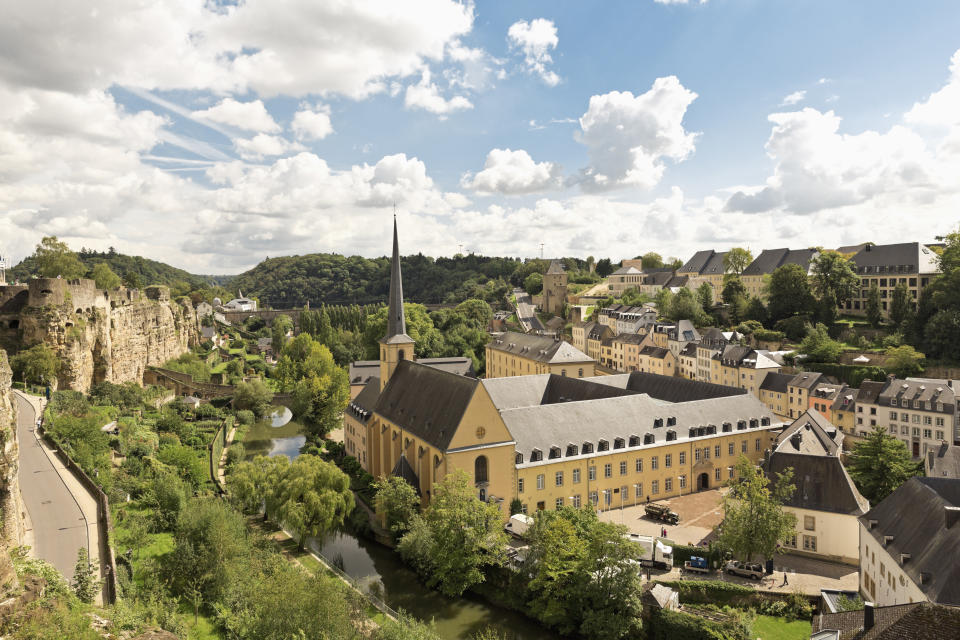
left=383, top=214, right=411, bottom=342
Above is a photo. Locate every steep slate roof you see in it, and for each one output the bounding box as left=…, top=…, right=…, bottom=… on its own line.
left=767, top=451, right=869, bottom=515
left=643, top=271, right=675, bottom=287
left=671, top=319, right=700, bottom=342
left=613, top=333, right=646, bottom=346
left=813, top=602, right=960, bottom=640
left=680, top=342, right=698, bottom=357
left=375, top=360, right=479, bottom=450
left=927, top=442, right=960, bottom=480
left=349, top=357, right=474, bottom=386
left=851, top=242, right=940, bottom=274
left=742, top=248, right=818, bottom=276
left=349, top=360, right=380, bottom=385
left=546, top=260, right=566, bottom=275
left=859, top=477, right=960, bottom=606
left=774, top=409, right=841, bottom=456
left=487, top=331, right=593, bottom=364
left=507, top=392, right=779, bottom=464
left=701, top=251, right=728, bottom=275
left=586, top=371, right=746, bottom=402
left=790, top=371, right=824, bottom=390
left=856, top=380, right=886, bottom=404
left=347, top=377, right=381, bottom=424
left=665, top=275, right=689, bottom=288
left=760, top=372, right=793, bottom=393
left=679, top=250, right=715, bottom=274
left=640, top=345, right=671, bottom=359
left=877, top=378, right=956, bottom=416
left=482, top=374, right=639, bottom=411
left=832, top=388, right=858, bottom=414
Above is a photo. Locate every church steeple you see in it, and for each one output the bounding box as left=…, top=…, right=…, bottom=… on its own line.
left=379, top=214, right=415, bottom=390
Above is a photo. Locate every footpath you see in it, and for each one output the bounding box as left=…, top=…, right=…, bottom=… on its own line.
left=13, top=390, right=104, bottom=604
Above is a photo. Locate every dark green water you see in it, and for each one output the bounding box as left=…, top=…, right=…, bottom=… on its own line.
left=248, top=414, right=560, bottom=640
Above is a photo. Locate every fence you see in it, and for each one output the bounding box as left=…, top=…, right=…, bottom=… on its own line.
left=311, top=546, right=399, bottom=621
left=208, top=417, right=230, bottom=494
left=35, top=420, right=118, bottom=604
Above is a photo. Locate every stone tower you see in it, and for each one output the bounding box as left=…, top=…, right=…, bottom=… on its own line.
left=542, top=259, right=568, bottom=317
left=379, top=217, right=415, bottom=391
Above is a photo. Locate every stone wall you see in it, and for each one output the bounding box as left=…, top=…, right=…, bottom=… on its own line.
left=14, top=282, right=199, bottom=392
left=0, top=350, right=20, bottom=592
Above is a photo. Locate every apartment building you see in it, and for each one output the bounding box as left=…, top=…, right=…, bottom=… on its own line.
left=486, top=331, right=595, bottom=379
left=607, top=265, right=645, bottom=296
left=637, top=345, right=677, bottom=376
left=741, top=248, right=818, bottom=300
left=678, top=343, right=697, bottom=380
left=697, top=328, right=731, bottom=382
left=859, top=477, right=960, bottom=607
left=844, top=243, right=940, bottom=317
left=610, top=333, right=647, bottom=372
left=768, top=410, right=869, bottom=565
left=831, top=388, right=858, bottom=441
left=759, top=372, right=792, bottom=419
left=786, top=372, right=824, bottom=419
left=595, top=304, right=657, bottom=335
left=586, top=323, right=615, bottom=362
left=859, top=376, right=958, bottom=458
left=808, top=382, right=849, bottom=424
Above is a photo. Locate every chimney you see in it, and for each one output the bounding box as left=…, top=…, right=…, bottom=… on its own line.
left=946, top=506, right=960, bottom=529
left=791, top=432, right=802, bottom=450
left=864, top=602, right=875, bottom=630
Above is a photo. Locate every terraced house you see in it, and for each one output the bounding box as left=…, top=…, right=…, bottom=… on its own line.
left=678, top=249, right=728, bottom=302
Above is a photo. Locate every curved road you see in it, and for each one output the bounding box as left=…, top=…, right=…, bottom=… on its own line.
left=512, top=289, right=544, bottom=333
left=15, top=393, right=90, bottom=581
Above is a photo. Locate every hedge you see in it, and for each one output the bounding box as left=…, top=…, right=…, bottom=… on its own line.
left=656, top=580, right=816, bottom=618
left=802, top=362, right=888, bottom=387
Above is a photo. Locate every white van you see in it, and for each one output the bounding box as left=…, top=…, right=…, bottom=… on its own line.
left=504, top=513, right=534, bottom=539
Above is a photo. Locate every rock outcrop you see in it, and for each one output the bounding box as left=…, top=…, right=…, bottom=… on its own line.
left=0, top=350, right=19, bottom=593
left=9, top=279, right=199, bottom=392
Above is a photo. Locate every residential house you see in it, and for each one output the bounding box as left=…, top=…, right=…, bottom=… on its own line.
left=195, top=301, right=213, bottom=319
left=767, top=410, right=868, bottom=564
left=222, top=294, right=257, bottom=312
left=710, top=345, right=782, bottom=396
left=677, top=343, right=697, bottom=380
left=859, top=477, right=960, bottom=606
left=637, top=345, right=676, bottom=376
left=759, top=372, right=793, bottom=419
left=666, top=319, right=700, bottom=358
left=697, top=328, right=730, bottom=383
left=610, top=333, right=647, bottom=372
left=786, top=372, right=824, bottom=419
left=585, top=323, right=615, bottom=363
left=571, top=321, right=593, bottom=353
left=845, top=243, right=941, bottom=317
left=741, top=248, right=818, bottom=300
left=856, top=376, right=958, bottom=459
left=486, top=331, right=594, bottom=379
left=678, top=250, right=728, bottom=302
left=809, top=382, right=849, bottom=424
left=831, top=388, right=859, bottom=441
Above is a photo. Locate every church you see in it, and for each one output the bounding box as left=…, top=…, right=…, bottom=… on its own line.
left=343, top=220, right=787, bottom=516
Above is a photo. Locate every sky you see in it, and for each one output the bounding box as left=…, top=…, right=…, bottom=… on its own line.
left=2, top=0, right=960, bottom=274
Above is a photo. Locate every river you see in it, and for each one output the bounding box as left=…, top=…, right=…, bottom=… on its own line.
left=246, top=407, right=561, bottom=640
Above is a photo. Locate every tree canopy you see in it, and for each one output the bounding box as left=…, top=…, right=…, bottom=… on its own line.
left=723, top=247, right=753, bottom=274
left=273, top=455, right=354, bottom=551
left=717, top=457, right=797, bottom=562
left=10, top=343, right=59, bottom=386
left=846, top=427, right=922, bottom=504
left=799, top=322, right=843, bottom=362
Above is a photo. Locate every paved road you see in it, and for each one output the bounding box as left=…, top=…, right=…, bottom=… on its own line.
left=513, top=289, right=544, bottom=332
left=15, top=393, right=89, bottom=581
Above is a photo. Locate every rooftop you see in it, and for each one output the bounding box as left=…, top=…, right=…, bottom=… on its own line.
left=488, top=331, right=594, bottom=364
left=851, top=242, right=940, bottom=275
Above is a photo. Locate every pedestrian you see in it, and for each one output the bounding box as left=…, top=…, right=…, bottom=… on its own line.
left=781, top=571, right=789, bottom=587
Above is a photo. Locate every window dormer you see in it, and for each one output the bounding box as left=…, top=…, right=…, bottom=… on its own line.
left=566, top=443, right=579, bottom=457
left=531, top=448, right=543, bottom=462
left=614, top=437, right=625, bottom=449
left=549, top=446, right=561, bottom=460
left=597, top=439, right=609, bottom=452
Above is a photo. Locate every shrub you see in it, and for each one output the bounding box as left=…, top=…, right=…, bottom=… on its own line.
left=235, top=409, right=256, bottom=425
left=194, top=403, right=220, bottom=419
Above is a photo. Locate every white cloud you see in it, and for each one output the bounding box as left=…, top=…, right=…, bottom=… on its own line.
left=233, top=134, right=305, bottom=160
left=507, top=19, right=560, bottom=87
left=462, top=148, right=563, bottom=194
left=192, top=98, right=280, bottom=133
left=291, top=106, right=334, bottom=141
left=0, top=0, right=476, bottom=99
left=781, top=90, right=806, bottom=106
left=576, top=76, right=699, bottom=191
left=905, top=49, right=960, bottom=128
left=404, top=68, right=473, bottom=116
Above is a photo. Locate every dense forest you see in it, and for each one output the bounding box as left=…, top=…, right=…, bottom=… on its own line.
left=226, top=253, right=601, bottom=307
left=10, top=246, right=216, bottom=291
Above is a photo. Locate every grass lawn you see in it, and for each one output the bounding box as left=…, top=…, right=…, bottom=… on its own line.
left=752, top=615, right=812, bottom=640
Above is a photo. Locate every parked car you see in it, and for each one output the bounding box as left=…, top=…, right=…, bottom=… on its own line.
left=724, top=560, right=764, bottom=580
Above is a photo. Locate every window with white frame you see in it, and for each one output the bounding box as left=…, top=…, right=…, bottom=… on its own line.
left=573, top=468, right=581, bottom=483
left=635, top=484, right=642, bottom=498
left=589, top=466, right=596, bottom=481
left=651, top=456, right=659, bottom=470
left=714, top=445, right=721, bottom=458
left=555, top=497, right=564, bottom=509
left=620, top=461, right=627, bottom=475
left=651, top=480, right=659, bottom=494
left=635, top=458, right=642, bottom=472
left=729, top=442, right=735, bottom=455
left=572, top=494, right=581, bottom=508
left=715, top=468, right=721, bottom=481
left=665, top=478, right=673, bottom=492
left=537, top=474, right=545, bottom=490
left=555, top=471, right=564, bottom=487
left=679, top=475, right=686, bottom=489
left=604, top=463, right=612, bottom=478
left=803, top=535, right=817, bottom=552
left=518, top=478, right=525, bottom=493
left=665, top=454, right=672, bottom=468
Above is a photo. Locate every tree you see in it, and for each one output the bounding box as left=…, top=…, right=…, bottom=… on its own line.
left=595, top=258, right=614, bottom=277
left=884, top=345, right=925, bottom=378
left=276, top=334, right=349, bottom=436
left=233, top=380, right=274, bottom=417
left=695, top=282, right=713, bottom=312
left=397, top=470, right=507, bottom=596
left=641, top=252, right=663, bottom=269
left=10, top=343, right=59, bottom=386
left=653, top=288, right=673, bottom=317
left=362, top=303, right=444, bottom=359
left=744, top=297, right=768, bottom=325
left=71, top=547, right=101, bottom=603
left=90, top=262, right=122, bottom=290
left=667, top=288, right=708, bottom=324
left=865, top=284, right=882, bottom=328
left=374, top=614, right=444, bottom=640
left=523, top=272, right=543, bottom=296
left=32, top=236, right=86, bottom=279
left=716, top=457, right=797, bottom=562
left=274, top=455, right=354, bottom=551
left=890, top=282, right=914, bottom=328
left=271, top=314, right=293, bottom=351
left=799, top=323, right=843, bottom=362
left=721, top=274, right=747, bottom=304
left=228, top=455, right=290, bottom=521
left=157, top=443, right=207, bottom=488
left=723, top=247, right=753, bottom=274
left=122, top=270, right=143, bottom=290
left=172, top=498, right=251, bottom=603
left=924, top=309, right=960, bottom=361
left=767, top=263, right=816, bottom=323
left=936, top=225, right=960, bottom=273
left=810, top=251, right=859, bottom=318
left=847, top=427, right=922, bottom=504
left=373, top=475, right=420, bottom=541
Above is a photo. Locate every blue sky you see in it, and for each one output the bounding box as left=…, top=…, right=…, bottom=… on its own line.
left=2, top=0, right=960, bottom=273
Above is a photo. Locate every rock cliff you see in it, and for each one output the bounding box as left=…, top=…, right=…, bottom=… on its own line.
left=0, top=350, right=19, bottom=592
left=12, top=279, right=199, bottom=392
